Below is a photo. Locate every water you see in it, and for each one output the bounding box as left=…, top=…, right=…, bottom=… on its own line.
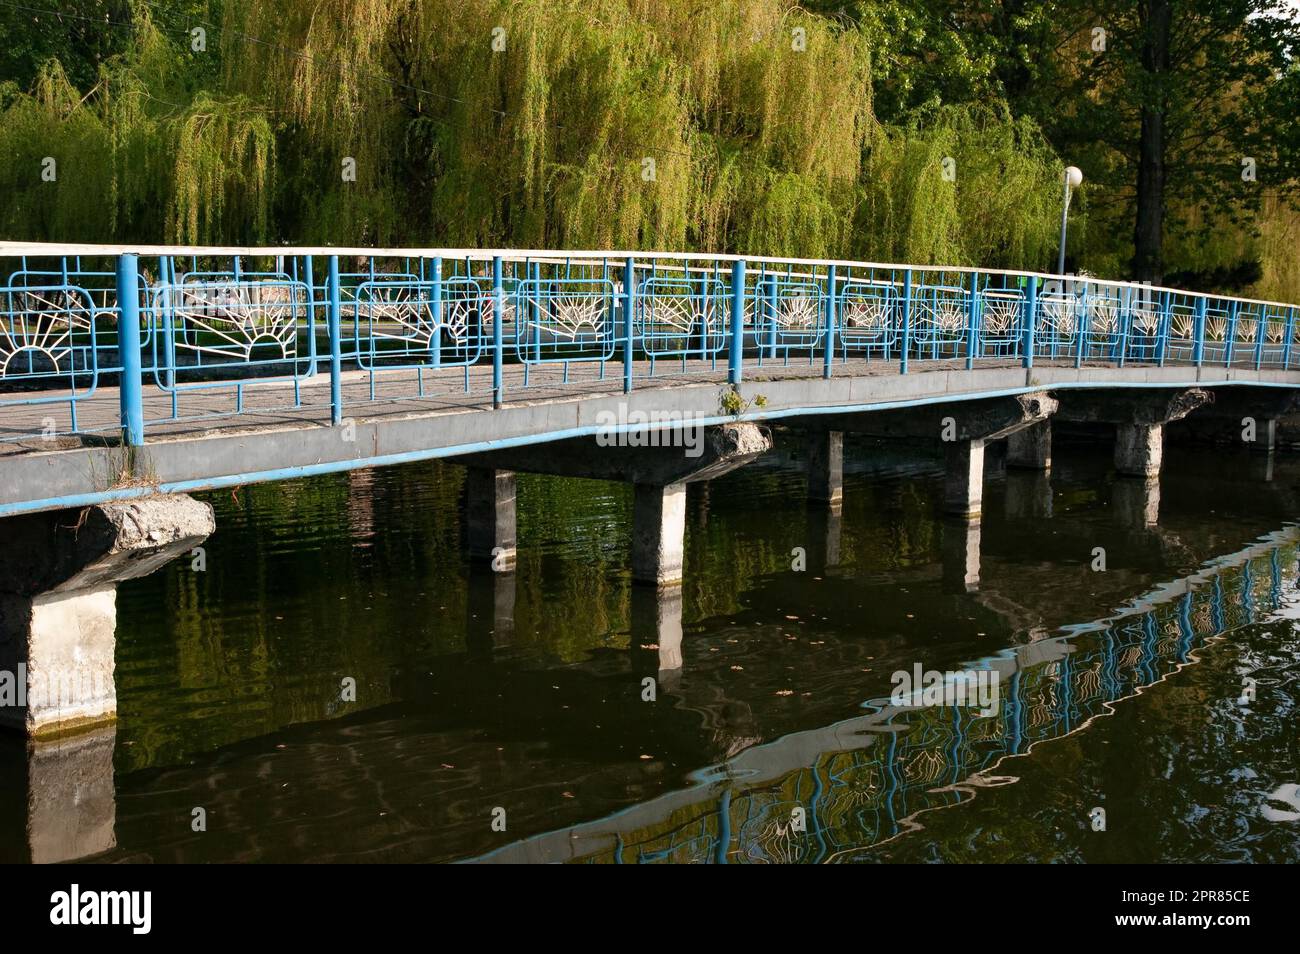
left=4, top=434, right=1299, bottom=863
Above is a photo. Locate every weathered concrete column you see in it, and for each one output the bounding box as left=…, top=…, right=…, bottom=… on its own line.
left=941, top=518, right=981, bottom=593
left=463, top=423, right=771, bottom=587
left=807, top=392, right=1055, bottom=523
left=1114, top=423, right=1163, bottom=478
left=944, top=439, right=986, bottom=518
left=465, top=467, right=516, bottom=568
left=632, top=483, right=687, bottom=586
left=0, top=496, right=214, bottom=737
left=1006, top=420, right=1052, bottom=471
left=1055, top=388, right=1211, bottom=480
left=807, top=431, right=843, bottom=505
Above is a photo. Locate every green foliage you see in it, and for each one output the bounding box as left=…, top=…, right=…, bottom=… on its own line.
left=0, top=0, right=1296, bottom=300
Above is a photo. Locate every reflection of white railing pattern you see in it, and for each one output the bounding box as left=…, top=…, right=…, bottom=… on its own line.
left=0, top=288, right=94, bottom=375
left=170, top=281, right=300, bottom=361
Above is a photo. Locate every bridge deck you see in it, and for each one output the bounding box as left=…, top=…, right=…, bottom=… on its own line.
left=0, top=355, right=1252, bottom=456
left=1, top=356, right=1297, bottom=515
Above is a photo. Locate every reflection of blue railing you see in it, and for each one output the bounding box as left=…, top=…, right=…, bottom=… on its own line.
left=3, top=246, right=1300, bottom=445
left=473, top=534, right=1295, bottom=864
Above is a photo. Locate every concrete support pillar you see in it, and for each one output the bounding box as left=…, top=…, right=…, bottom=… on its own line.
left=632, top=483, right=687, bottom=586
left=941, top=519, right=981, bottom=594
left=1114, top=423, right=1163, bottom=478
left=465, top=467, right=516, bottom=568
left=1006, top=420, right=1052, bottom=471
left=943, top=439, right=986, bottom=518
left=0, top=496, right=213, bottom=738
left=807, top=431, right=844, bottom=505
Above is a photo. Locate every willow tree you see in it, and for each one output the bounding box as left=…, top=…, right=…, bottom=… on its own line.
left=0, top=4, right=274, bottom=244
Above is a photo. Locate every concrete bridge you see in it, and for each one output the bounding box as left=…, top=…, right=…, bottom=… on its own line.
left=2, top=241, right=1300, bottom=739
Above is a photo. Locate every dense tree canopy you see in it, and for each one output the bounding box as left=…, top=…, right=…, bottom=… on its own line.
left=0, top=0, right=1297, bottom=298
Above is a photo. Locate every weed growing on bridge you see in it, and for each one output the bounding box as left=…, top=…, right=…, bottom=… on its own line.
left=720, top=384, right=767, bottom=417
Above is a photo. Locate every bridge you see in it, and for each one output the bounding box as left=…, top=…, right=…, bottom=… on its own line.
left=2, top=241, right=1300, bottom=738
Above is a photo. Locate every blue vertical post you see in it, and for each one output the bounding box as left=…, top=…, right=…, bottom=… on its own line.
left=1074, top=281, right=1088, bottom=368
left=1117, top=286, right=1131, bottom=367
left=966, top=272, right=979, bottom=370
left=1283, top=307, right=1295, bottom=370
left=431, top=256, right=443, bottom=370
left=900, top=269, right=912, bottom=375
left=327, top=255, right=343, bottom=425
left=728, top=259, right=745, bottom=385
left=823, top=265, right=837, bottom=379
left=115, top=253, right=145, bottom=446
left=304, top=256, right=318, bottom=369
left=1254, top=307, right=1266, bottom=370
left=765, top=275, right=778, bottom=361
left=1157, top=291, right=1169, bottom=367
left=1225, top=301, right=1238, bottom=367
left=623, top=257, right=635, bottom=393
left=1192, top=296, right=1206, bottom=367
left=492, top=255, right=504, bottom=408
left=1023, top=276, right=1038, bottom=369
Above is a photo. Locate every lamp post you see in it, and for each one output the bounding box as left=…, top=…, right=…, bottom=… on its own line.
left=1057, top=165, right=1083, bottom=275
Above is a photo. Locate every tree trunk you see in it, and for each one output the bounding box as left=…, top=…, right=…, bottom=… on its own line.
left=1133, top=0, right=1172, bottom=284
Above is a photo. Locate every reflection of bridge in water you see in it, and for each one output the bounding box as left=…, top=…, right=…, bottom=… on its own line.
left=473, top=526, right=1300, bottom=863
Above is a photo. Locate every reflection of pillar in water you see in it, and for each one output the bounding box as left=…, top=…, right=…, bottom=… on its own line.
left=347, top=468, right=377, bottom=548
left=806, top=501, right=843, bottom=571
left=0, top=726, right=117, bottom=863
left=1250, top=450, right=1275, bottom=483
left=691, top=482, right=711, bottom=529
left=941, top=518, right=981, bottom=594
left=1112, top=477, right=1160, bottom=529
left=807, top=431, right=843, bottom=506
left=466, top=565, right=516, bottom=654
left=1004, top=470, right=1053, bottom=521
left=631, top=585, right=684, bottom=692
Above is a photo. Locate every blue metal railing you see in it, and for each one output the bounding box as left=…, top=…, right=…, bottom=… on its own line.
left=3, top=245, right=1300, bottom=446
